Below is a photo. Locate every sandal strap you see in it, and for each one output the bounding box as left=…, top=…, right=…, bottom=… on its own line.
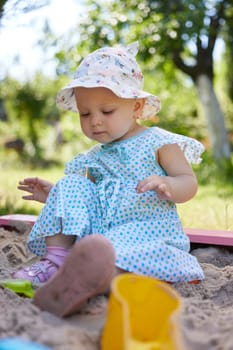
left=13, top=249, right=68, bottom=285
left=42, top=252, right=65, bottom=268
left=17, top=254, right=64, bottom=285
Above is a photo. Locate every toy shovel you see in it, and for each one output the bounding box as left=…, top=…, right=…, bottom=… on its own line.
left=0, top=278, right=35, bottom=298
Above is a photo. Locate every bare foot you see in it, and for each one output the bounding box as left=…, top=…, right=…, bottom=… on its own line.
left=33, top=234, right=116, bottom=317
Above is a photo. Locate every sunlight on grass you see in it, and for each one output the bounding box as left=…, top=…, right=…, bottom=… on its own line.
left=177, top=185, right=233, bottom=230
left=1, top=168, right=233, bottom=230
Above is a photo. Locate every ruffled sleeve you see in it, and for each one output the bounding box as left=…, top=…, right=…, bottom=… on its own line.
left=152, top=127, right=205, bottom=164
left=64, top=145, right=101, bottom=175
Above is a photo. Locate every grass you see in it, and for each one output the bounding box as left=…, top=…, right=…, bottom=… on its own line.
left=177, top=184, right=233, bottom=230
left=1, top=167, right=233, bottom=231
left=0, top=167, right=63, bottom=215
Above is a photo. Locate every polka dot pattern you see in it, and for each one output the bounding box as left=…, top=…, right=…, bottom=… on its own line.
left=28, top=127, right=204, bottom=282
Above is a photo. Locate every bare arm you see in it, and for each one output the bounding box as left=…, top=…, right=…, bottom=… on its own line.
left=136, top=144, right=197, bottom=203
left=18, top=177, right=53, bottom=203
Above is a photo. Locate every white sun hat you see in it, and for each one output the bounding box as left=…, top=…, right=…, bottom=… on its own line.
left=56, top=42, right=161, bottom=120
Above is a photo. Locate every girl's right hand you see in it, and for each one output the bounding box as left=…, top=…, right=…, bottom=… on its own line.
left=18, top=177, right=53, bottom=203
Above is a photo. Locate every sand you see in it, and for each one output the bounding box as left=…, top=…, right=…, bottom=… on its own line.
left=1, top=222, right=233, bottom=350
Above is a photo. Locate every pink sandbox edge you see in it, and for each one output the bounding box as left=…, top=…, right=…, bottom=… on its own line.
left=0, top=214, right=38, bottom=226
left=0, top=214, right=232, bottom=246
left=184, top=227, right=233, bottom=246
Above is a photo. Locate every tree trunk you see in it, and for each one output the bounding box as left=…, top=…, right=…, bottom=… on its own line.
left=195, top=74, right=231, bottom=161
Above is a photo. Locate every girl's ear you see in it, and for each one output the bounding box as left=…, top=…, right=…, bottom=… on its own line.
left=133, top=99, right=145, bottom=119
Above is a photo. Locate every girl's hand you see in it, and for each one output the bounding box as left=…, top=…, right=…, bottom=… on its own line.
left=136, top=144, right=198, bottom=203
left=136, top=175, right=172, bottom=200
left=18, top=177, right=53, bottom=203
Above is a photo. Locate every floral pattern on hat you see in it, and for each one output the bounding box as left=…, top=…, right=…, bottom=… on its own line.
left=56, top=42, right=161, bottom=120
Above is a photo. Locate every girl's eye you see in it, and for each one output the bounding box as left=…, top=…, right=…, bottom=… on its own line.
left=80, top=113, right=89, bottom=117
left=103, top=110, right=113, bottom=115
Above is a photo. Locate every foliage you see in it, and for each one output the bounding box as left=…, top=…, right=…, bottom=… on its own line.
left=0, top=0, right=50, bottom=23
left=74, top=0, right=232, bottom=80
left=0, top=74, right=97, bottom=165
left=223, top=4, right=233, bottom=101
left=194, top=151, right=233, bottom=185
left=142, top=70, right=206, bottom=140
left=60, top=0, right=233, bottom=164
left=0, top=75, right=63, bottom=163
left=0, top=0, right=7, bottom=19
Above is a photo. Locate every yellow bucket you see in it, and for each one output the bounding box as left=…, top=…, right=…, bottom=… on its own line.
left=101, top=274, right=185, bottom=350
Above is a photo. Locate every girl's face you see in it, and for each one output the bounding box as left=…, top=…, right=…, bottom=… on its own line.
left=74, top=87, right=145, bottom=143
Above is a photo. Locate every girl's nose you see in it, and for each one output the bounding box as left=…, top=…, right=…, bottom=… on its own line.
left=91, top=114, right=103, bottom=126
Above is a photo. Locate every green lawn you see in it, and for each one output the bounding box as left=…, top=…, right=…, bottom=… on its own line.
left=1, top=168, right=233, bottom=231
left=177, top=185, right=233, bottom=230
left=0, top=167, right=63, bottom=216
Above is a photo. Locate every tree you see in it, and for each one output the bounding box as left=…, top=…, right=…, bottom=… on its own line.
left=0, top=0, right=49, bottom=24
left=224, top=5, right=233, bottom=102
left=75, top=0, right=232, bottom=164
left=1, top=75, right=61, bottom=163
left=0, top=0, right=7, bottom=19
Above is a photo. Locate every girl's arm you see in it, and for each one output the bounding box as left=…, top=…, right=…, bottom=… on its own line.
left=136, top=144, right=198, bottom=203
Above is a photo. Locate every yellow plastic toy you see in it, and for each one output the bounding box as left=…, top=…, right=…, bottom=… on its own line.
left=101, top=274, right=185, bottom=350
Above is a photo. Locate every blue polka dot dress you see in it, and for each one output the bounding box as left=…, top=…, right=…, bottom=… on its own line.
left=28, top=127, right=205, bottom=282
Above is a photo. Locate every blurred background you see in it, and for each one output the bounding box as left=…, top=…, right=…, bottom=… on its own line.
left=0, top=0, right=232, bottom=229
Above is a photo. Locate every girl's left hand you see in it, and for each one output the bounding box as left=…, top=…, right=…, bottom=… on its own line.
left=136, top=175, right=172, bottom=200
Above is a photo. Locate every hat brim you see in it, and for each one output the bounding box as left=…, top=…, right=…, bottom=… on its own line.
left=56, top=80, right=161, bottom=119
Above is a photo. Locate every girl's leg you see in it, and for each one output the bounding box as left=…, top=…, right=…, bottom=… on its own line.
left=13, top=175, right=100, bottom=285
left=33, top=234, right=116, bottom=317
left=45, top=233, right=76, bottom=248
left=27, top=175, right=101, bottom=257
left=12, top=234, right=76, bottom=284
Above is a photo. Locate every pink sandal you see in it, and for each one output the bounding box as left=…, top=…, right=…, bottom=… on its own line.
left=12, top=247, right=68, bottom=286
